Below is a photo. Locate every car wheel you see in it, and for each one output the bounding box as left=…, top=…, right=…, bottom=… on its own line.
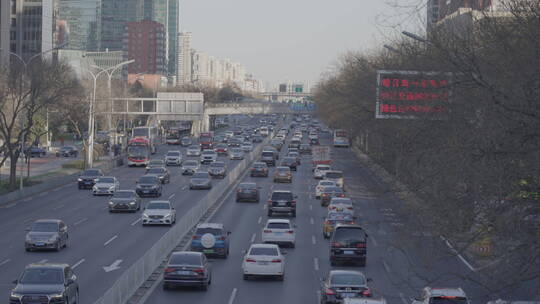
left=201, top=283, right=208, bottom=291
left=290, top=242, right=295, bottom=248
left=359, top=258, right=367, bottom=267
left=330, top=260, right=337, bottom=267
left=74, top=290, right=79, bottom=304
left=243, top=274, right=249, bottom=280
left=291, top=212, right=296, bottom=217
left=267, top=210, right=273, bottom=217
left=163, top=283, right=170, bottom=290
left=277, top=274, right=284, bottom=281
left=55, top=242, right=61, bottom=251
left=25, top=247, right=31, bottom=252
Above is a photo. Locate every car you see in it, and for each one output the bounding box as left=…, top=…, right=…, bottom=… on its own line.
left=108, top=190, right=141, bottom=212
left=267, top=190, right=297, bottom=217
left=412, top=287, right=469, bottom=304
left=316, top=180, right=337, bottom=199
left=321, top=186, right=346, bottom=206
left=280, top=157, right=298, bottom=171
left=92, top=176, right=120, bottom=195
left=10, top=263, right=79, bottom=304
left=299, top=143, right=312, bottom=154
left=252, top=135, right=263, bottom=143
left=330, top=224, right=368, bottom=266
left=208, top=161, right=227, bottom=178
left=328, top=197, right=354, bottom=214
left=320, top=270, right=372, bottom=304
left=287, top=151, right=301, bottom=165
left=146, top=159, right=165, bottom=171
left=190, top=223, right=231, bottom=258
left=25, top=219, right=68, bottom=252
left=189, top=171, right=212, bottom=189
left=262, top=219, right=295, bottom=248
left=77, top=168, right=103, bottom=189
left=250, top=162, right=269, bottom=177
left=324, top=170, right=344, bottom=188
left=146, top=167, right=171, bottom=184
left=181, top=160, right=199, bottom=175
left=214, top=143, right=228, bottom=155
left=273, top=166, right=292, bottom=183
left=180, top=136, right=192, bottom=146
left=227, top=137, right=243, bottom=147
left=165, top=150, right=182, bottom=166
left=242, top=244, right=285, bottom=281
left=261, top=150, right=277, bottom=166
left=135, top=175, right=162, bottom=197
left=263, top=145, right=280, bottom=159
left=224, top=131, right=234, bottom=138
left=288, top=139, right=301, bottom=149
left=187, top=145, right=201, bottom=156
left=229, top=148, right=245, bottom=160
left=200, top=149, right=218, bottom=164
left=314, top=164, right=332, bottom=179
left=241, top=143, right=253, bottom=152
left=142, top=200, right=176, bottom=226
left=310, top=137, right=320, bottom=145
left=236, top=182, right=260, bottom=202
left=344, top=299, right=387, bottom=304
left=270, top=138, right=283, bottom=151
left=323, top=211, right=355, bottom=239
left=163, top=251, right=212, bottom=290
left=27, top=146, right=47, bottom=157
left=56, top=146, right=78, bottom=157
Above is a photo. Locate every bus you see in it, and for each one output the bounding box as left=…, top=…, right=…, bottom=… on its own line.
left=166, top=125, right=190, bottom=145
left=199, top=132, right=214, bottom=150
left=333, top=129, right=350, bottom=148
left=132, top=126, right=158, bottom=153
left=127, top=137, right=151, bottom=166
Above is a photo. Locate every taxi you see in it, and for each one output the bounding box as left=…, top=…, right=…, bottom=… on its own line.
left=323, top=211, right=355, bottom=239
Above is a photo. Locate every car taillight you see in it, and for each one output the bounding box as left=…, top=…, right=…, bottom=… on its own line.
left=324, top=221, right=331, bottom=225
left=362, top=290, right=372, bottom=297
left=332, top=242, right=343, bottom=247
left=291, top=200, right=296, bottom=205
left=164, top=267, right=175, bottom=273
left=339, top=194, right=345, bottom=197
left=192, top=235, right=200, bottom=239
left=356, top=243, right=366, bottom=248
left=267, top=200, right=272, bottom=204
left=193, top=268, right=205, bottom=274
left=245, top=258, right=256, bottom=263
left=322, top=193, right=328, bottom=197
left=271, top=259, right=282, bottom=263
left=218, top=236, right=226, bottom=240
left=324, top=288, right=336, bottom=295
left=347, top=207, right=353, bottom=210
left=263, top=230, right=272, bottom=233
left=287, top=230, right=294, bottom=234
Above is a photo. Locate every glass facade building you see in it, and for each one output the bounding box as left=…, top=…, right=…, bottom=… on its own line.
left=57, top=0, right=101, bottom=51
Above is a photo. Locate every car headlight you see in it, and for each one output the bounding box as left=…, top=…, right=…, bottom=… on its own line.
left=108, top=201, right=114, bottom=205
left=129, top=202, right=136, bottom=205
left=10, top=292, right=22, bottom=299
left=49, top=236, right=59, bottom=242
left=163, top=213, right=172, bottom=219
left=49, top=293, right=64, bottom=300
left=109, top=186, right=115, bottom=190
left=152, top=185, right=158, bottom=189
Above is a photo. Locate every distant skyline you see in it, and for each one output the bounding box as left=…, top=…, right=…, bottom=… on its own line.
left=179, top=1, right=399, bottom=87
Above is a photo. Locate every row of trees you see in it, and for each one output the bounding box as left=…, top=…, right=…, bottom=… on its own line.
left=314, top=0, right=539, bottom=295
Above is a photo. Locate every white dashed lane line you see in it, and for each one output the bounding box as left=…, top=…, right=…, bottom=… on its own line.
left=104, top=235, right=118, bottom=246
left=228, top=288, right=238, bottom=304
left=130, top=218, right=142, bottom=226
left=257, top=216, right=262, bottom=224
left=310, top=218, right=314, bottom=225
left=313, top=257, right=319, bottom=271
left=250, top=233, right=256, bottom=243
left=73, top=218, right=88, bottom=226
left=312, top=235, right=316, bottom=245
left=72, top=258, right=85, bottom=269
left=0, top=259, right=11, bottom=267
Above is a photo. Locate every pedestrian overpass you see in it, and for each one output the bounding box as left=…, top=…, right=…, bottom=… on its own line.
left=101, top=92, right=314, bottom=135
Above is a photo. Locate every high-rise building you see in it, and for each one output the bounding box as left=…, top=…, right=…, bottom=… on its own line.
left=427, top=0, right=440, bottom=30
left=192, top=50, right=209, bottom=83
left=124, top=19, right=166, bottom=75
left=57, top=0, right=102, bottom=51
left=438, top=0, right=495, bottom=21
left=100, top=0, right=143, bottom=51
left=0, top=0, right=10, bottom=65
left=176, top=31, right=191, bottom=85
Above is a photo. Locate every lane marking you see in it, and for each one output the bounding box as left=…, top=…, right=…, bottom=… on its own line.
left=102, top=206, right=108, bottom=210
left=181, top=185, right=187, bottom=190
left=317, top=291, right=322, bottom=304
left=370, top=235, right=378, bottom=247
left=23, top=197, right=32, bottom=202
left=104, top=235, right=118, bottom=246
left=263, top=204, right=267, bottom=210
left=0, top=259, right=11, bottom=267
left=73, top=218, right=88, bottom=226
left=313, top=257, right=319, bottom=271
left=441, top=236, right=476, bottom=272
left=250, top=233, right=256, bottom=243
left=227, top=288, right=238, bottom=304
left=53, top=204, right=65, bottom=210
left=312, top=235, right=316, bottom=245
left=52, top=187, right=61, bottom=192
left=257, top=216, right=262, bottom=224
left=4, top=203, right=17, bottom=208
left=309, top=205, right=313, bottom=211
left=131, top=218, right=142, bottom=226
left=72, top=258, right=85, bottom=269
left=399, top=292, right=408, bottom=304
left=168, top=193, right=175, bottom=199
left=310, top=217, right=314, bottom=225
left=37, top=259, right=48, bottom=264
left=382, top=260, right=391, bottom=274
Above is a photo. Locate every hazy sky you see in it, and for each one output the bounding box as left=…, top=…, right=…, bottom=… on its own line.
left=179, top=0, right=396, bottom=88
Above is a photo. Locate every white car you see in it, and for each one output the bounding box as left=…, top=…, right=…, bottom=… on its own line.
left=261, top=219, right=295, bottom=248
left=313, top=164, right=331, bottom=179
left=142, top=200, right=176, bottom=226
left=229, top=148, right=245, bottom=160
left=242, top=243, right=285, bottom=281
left=181, top=160, right=199, bottom=175
left=241, top=143, right=253, bottom=152
left=328, top=197, right=354, bottom=214
left=200, top=149, right=218, bottom=164
left=165, top=150, right=182, bottom=166
left=324, top=170, right=344, bottom=189
left=92, top=176, right=119, bottom=196
left=315, top=180, right=337, bottom=199
left=187, top=145, right=201, bottom=156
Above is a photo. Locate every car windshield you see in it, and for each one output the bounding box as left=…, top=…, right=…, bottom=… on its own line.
left=318, top=166, right=331, bottom=171
left=147, top=202, right=170, bottom=210
left=331, top=198, right=352, bottom=205
left=195, top=228, right=222, bottom=235
left=334, top=228, right=365, bottom=242
left=271, top=192, right=293, bottom=200
left=62, top=146, right=74, bottom=151
left=96, top=177, right=114, bottom=183
left=184, top=161, right=198, bottom=166
left=188, top=145, right=199, bottom=150
left=147, top=168, right=165, bottom=174
left=193, top=173, right=209, bottom=179
left=82, top=169, right=100, bottom=176
left=20, top=268, right=64, bottom=284
left=262, top=152, right=274, bottom=157
left=267, top=222, right=290, bottom=229
left=330, top=273, right=365, bottom=286
left=328, top=213, right=353, bottom=221
left=429, top=297, right=469, bottom=304
left=169, top=254, right=201, bottom=266
left=326, top=172, right=343, bottom=178
left=320, top=181, right=336, bottom=187
left=31, top=222, right=58, bottom=232
left=202, top=151, right=215, bottom=155
left=249, top=247, right=279, bottom=256
left=240, top=183, right=257, bottom=190
left=210, top=162, right=225, bottom=167
left=324, top=186, right=343, bottom=193
left=114, top=191, right=135, bottom=198
left=139, top=176, right=158, bottom=184
left=167, top=152, right=180, bottom=156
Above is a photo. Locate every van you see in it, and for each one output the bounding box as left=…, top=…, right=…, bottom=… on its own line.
left=324, top=170, right=344, bottom=189
left=261, top=150, right=277, bottom=166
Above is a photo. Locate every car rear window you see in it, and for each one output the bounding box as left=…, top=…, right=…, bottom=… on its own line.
left=333, top=227, right=366, bottom=242
left=169, top=253, right=202, bottom=266
left=167, top=152, right=180, bottom=156
left=195, top=228, right=222, bottom=235
left=147, top=168, right=165, bottom=174
left=139, top=176, right=158, bottom=184
left=262, top=152, right=274, bottom=157
left=330, top=273, right=365, bottom=285
left=324, top=186, right=343, bottom=193
left=210, top=162, right=225, bottom=167
left=271, top=192, right=293, bottom=200
left=249, top=247, right=279, bottom=256
left=267, top=222, right=290, bottom=229
left=253, top=163, right=266, bottom=168
left=193, top=172, right=209, bottom=178
left=277, top=167, right=290, bottom=172
left=240, top=183, right=257, bottom=190
left=326, top=172, right=343, bottom=178
left=429, top=297, right=469, bottom=304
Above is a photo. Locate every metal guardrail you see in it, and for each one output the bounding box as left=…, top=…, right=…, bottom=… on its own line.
left=93, top=137, right=269, bottom=304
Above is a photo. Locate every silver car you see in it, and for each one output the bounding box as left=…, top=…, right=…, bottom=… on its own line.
left=229, top=148, right=245, bottom=160
left=165, top=150, right=182, bottom=166
left=146, top=159, right=165, bottom=171
left=208, top=161, right=227, bottom=178
left=92, top=176, right=119, bottom=196
left=182, top=160, right=199, bottom=175
left=241, top=143, right=253, bottom=152
left=108, top=190, right=141, bottom=212
left=142, top=200, right=176, bottom=226
left=200, top=150, right=218, bottom=164
left=187, top=145, right=201, bottom=156
left=189, top=171, right=212, bottom=190
left=25, top=219, right=68, bottom=251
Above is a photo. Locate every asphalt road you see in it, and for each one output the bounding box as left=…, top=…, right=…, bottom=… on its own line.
left=0, top=116, right=265, bottom=304
left=143, top=130, right=504, bottom=304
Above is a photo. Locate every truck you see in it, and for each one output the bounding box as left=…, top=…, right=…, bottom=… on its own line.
left=312, top=145, right=331, bottom=166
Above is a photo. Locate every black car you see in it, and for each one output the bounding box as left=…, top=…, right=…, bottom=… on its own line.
left=280, top=157, right=298, bottom=171
left=163, top=251, right=212, bottom=291
left=135, top=175, right=163, bottom=197
left=267, top=190, right=297, bottom=217
left=330, top=224, right=368, bottom=266
left=109, top=190, right=141, bottom=212
left=25, top=219, right=68, bottom=252
left=250, top=162, right=269, bottom=177
left=56, top=146, right=78, bottom=157
left=146, top=167, right=171, bottom=184
left=77, top=169, right=103, bottom=189
left=320, top=270, right=372, bottom=303
left=10, top=263, right=79, bottom=304
left=236, top=182, right=260, bottom=202
left=252, top=135, right=263, bottom=143
left=27, top=146, right=47, bottom=158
